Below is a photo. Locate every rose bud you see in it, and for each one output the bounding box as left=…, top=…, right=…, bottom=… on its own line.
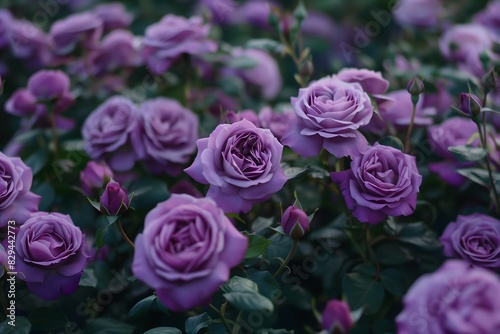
left=281, top=206, right=309, bottom=239
left=322, top=300, right=354, bottom=333
left=99, top=181, right=129, bottom=216
left=482, top=67, right=497, bottom=93
left=458, top=93, right=482, bottom=118
left=406, top=76, right=424, bottom=96
left=80, top=161, right=114, bottom=196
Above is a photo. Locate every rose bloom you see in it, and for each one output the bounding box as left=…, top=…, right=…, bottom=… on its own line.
left=394, top=0, right=444, bottom=28
left=0, top=9, right=13, bottom=49
left=440, top=213, right=500, bottom=270
left=132, top=194, right=247, bottom=311
left=82, top=96, right=139, bottom=172
left=5, top=19, right=51, bottom=68
left=473, top=0, right=500, bottom=38
left=143, top=15, right=217, bottom=75
left=15, top=212, right=89, bottom=300
left=50, top=12, right=103, bottom=55
left=132, top=98, right=198, bottom=175
left=336, top=68, right=389, bottom=95
left=282, top=76, right=373, bottom=158
left=80, top=161, right=114, bottom=196
left=397, top=260, right=500, bottom=333
left=185, top=119, right=287, bottom=213
left=331, top=143, right=422, bottom=224
left=0, top=152, right=40, bottom=227
left=258, top=106, right=295, bottom=141
left=91, top=2, right=133, bottom=31
left=428, top=117, right=477, bottom=186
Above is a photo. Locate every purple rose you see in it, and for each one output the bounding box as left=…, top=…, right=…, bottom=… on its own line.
left=49, top=12, right=103, bottom=55
left=5, top=89, right=37, bottom=116
left=394, top=0, right=444, bottom=28
left=229, top=0, right=275, bottom=28
left=15, top=212, right=89, bottom=300
left=132, top=194, right=248, bottom=311
left=185, top=119, right=287, bottom=213
left=170, top=179, right=203, bottom=198
left=439, top=24, right=495, bottom=78
left=100, top=181, right=129, bottom=216
left=223, top=109, right=260, bottom=127
left=91, top=3, right=133, bottom=31
left=336, top=68, right=389, bottom=95
left=281, top=206, right=309, bottom=239
left=427, top=117, right=480, bottom=186
left=82, top=96, right=139, bottom=171
left=363, top=90, right=436, bottom=135
left=197, top=0, right=238, bottom=24
left=331, top=143, right=422, bottom=224
left=0, top=9, right=13, bottom=49
left=396, top=260, right=500, bottom=334
left=131, top=98, right=198, bottom=175
left=27, top=70, right=72, bottom=102
left=5, top=19, right=51, bottom=68
left=281, top=76, right=373, bottom=158
left=223, top=48, right=282, bottom=100
left=0, top=152, right=40, bottom=227
left=322, top=300, right=353, bottom=333
left=474, top=0, right=500, bottom=38
left=143, top=15, right=217, bottom=75
left=258, top=106, right=296, bottom=141
left=80, top=161, right=114, bottom=196
left=90, top=30, right=142, bottom=75
left=440, top=214, right=500, bottom=270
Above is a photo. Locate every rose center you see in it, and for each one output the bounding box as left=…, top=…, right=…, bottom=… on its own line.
left=29, top=233, right=66, bottom=261
left=468, top=236, right=495, bottom=255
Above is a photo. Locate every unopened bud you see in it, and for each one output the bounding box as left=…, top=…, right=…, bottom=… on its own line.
left=458, top=93, right=482, bottom=118
left=281, top=206, right=309, bottom=239
left=406, top=76, right=424, bottom=96
left=482, top=68, right=497, bottom=93
left=298, top=59, right=314, bottom=78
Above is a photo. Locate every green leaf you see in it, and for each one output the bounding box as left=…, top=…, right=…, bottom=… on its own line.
left=282, top=165, right=308, bottom=180
left=25, top=149, right=49, bottom=175
left=268, top=225, right=286, bottom=236
left=30, top=307, right=68, bottom=331
left=106, top=215, right=119, bottom=225
left=88, top=198, right=102, bottom=212
left=245, top=234, right=272, bottom=259
left=84, top=318, right=135, bottom=334
left=226, top=56, right=259, bottom=69
left=222, top=276, right=274, bottom=312
left=481, top=107, right=500, bottom=115
left=95, top=226, right=108, bottom=249
left=375, top=242, right=414, bottom=265
left=80, top=268, right=98, bottom=288
left=129, top=295, right=156, bottom=318
left=0, top=317, right=31, bottom=333
left=308, top=165, right=330, bottom=179
left=398, top=222, right=442, bottom=251
left=448, top=145, right=487, bottom=162
left=343, top=272, right=384, bottom=315
left=457, top=168, right=500, bottom=189
left=32, top=182, right=55, bottom=212
left=144, top=328, right=182, bottom=334
left=245, top=39, right=284, bottom=53
left=245, top=269, right=280, bottom=301
left=153, top=297, right=170, bottom=315
left=380, top=268, right=407, bottom=297
left=282, top=284, right=312, bottom=311
left=378, top=136, right=404, bottom=151
left=185, top=313, right=212, bottom=334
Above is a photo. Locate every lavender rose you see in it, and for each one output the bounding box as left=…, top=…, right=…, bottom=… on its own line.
left=397, top=260, right=500, bottom=333
left=281, top=206, right=309, bottom=239
left=6, top=19, right=51, bottom=68
left=50, top=12, right=103, bottom=55
left=15, top=212, right=89, bottom=300
left=143, top=15, right=217, bottom=75
left=0, top=152, right=40, bottom=227
left=474, top=0, right=500, bottom=38
left=281, top=76, right=373, bottom=158
left=258, top=106, right=295, bottom=141
left=185, top=119, right=287, bottom=213
left=440, top=214, right=500, bottom=270
left=132, top=194, right=248, bottom=311
left=82, top=96, right=138, bottom=172
left=331, top=143, right=422, bottom=224
left=80, top=161, right=114, bottom=196
left=131, top=98, right=198, bottom=175
left=336, top=68, right=389, bottom=95
left=394, top=0, right=444, bottom=28
left=100, top=181, right=129, bottom=216
left=91, top=3, right=133, bottom=31
left=0, top=9, right=13, bottom=49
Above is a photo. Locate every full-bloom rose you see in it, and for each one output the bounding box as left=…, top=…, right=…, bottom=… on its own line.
left=132, top=194, right=248, bottom=311
left=281, top=76, right=373, bottom=158
left=331, top=143, right=422, bottom=224
left=258, top=106, right=295, bottom=141
left=427, top=117, right=477, bottom=186
left=396, top=260, right=500, bottom=333
left=336, top=68, right=389, bottom=95
left=6, top=19, right=51, bottom=68
left=15, top=212, right=89, bottom=300
left=440, top=213, right=500, bottom=270
left=143, top=15, right=217, bottom=75
left=185, top=119, right=287, bottom=213
left=82, top=96, right=139, bottom=171
left=0, top=152, right=40, bottom=227
left=132, top=98, right=198, bottom=175
left=49, top=12, right=103, bottom=55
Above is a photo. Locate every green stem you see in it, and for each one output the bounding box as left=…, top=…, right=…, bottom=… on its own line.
left=47, top=105, right=59, bottom=160
left=476, top=120, right=500, bottom=215
left=273, top=239, right=299, bottom=279
left=404, top=99, right=418, bottom=153
left=209, top=303, right=232, bottom=334
left=232, top=311, right=242, bottom=334
left=116, top=219, right=135, bottom=250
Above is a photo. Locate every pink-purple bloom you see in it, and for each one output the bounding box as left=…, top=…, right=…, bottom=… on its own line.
left=0, top=152, right=40, bottom=228
left=282, top=76, right=373, bottom=158
left=15, top=212, right=89, bottom=300
left=143, top=15, right=217, bottom=75
left=82, top=96, right=139, bottom=172
left=397, top=260, right=500, bottom=333
left=132, top=194, right=248, bottom=311
left=440, top=213, right=500, bottom=270
left=322, top=300, right=353, bottom=333
left=132, top=98, right=199, bottom=175
left=331, top=143, right=422, bottom=224
left=80, top=161, right=114, bottom=196
left=185, top=119, right=287, bottom=213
